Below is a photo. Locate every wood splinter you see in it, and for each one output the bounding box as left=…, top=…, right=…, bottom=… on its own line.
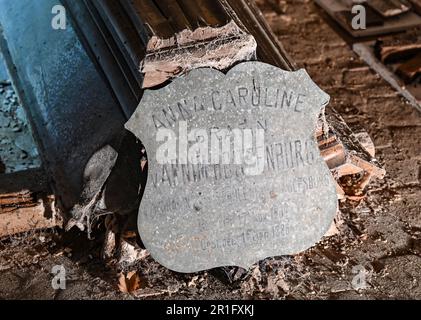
left=141, top=21, right=257, bottom=88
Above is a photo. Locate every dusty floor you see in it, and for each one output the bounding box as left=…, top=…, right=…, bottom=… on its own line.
left=0, top=0, right=420, bottom=300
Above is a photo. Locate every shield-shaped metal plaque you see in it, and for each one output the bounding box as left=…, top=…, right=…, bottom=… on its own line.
left=126, top=62, right=338, bottom=273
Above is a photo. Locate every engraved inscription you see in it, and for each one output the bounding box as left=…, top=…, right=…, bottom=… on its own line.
left=126, top=62, right=338, bottom=273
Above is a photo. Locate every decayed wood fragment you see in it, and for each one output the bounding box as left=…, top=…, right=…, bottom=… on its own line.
left=317, top=109, right=386, bottom=197
left=352, top=130, right=376, bottom=158
left=396, top=53, right=421, bottom=83
left=0, top=169, right=60, bottom=238
left=141, top=21, right=257, bottom=88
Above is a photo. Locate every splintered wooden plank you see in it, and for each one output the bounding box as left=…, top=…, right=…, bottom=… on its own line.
left=176, top=0, right=229, bottom=26
left=315, top=109, right=386, bottom=196
left=315, top=0, right=421, bottom=38
left=374, top=33, right=421, bottom=63
left=0, top=191, right=34, bottom=209
left=0, top=169, right=60, bottom=238
left=354, top=41, right=421, bottom=112
left=320, top=141, right=347, bottom=170
left=352, top=130, right=376, bottom=158
left=92, top=0, right=146, bottom=69
left=367, top=0, right=411, bottom=18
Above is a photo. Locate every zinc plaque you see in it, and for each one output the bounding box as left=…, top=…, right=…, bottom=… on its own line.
left=126, top=62, right=338, bottom=273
